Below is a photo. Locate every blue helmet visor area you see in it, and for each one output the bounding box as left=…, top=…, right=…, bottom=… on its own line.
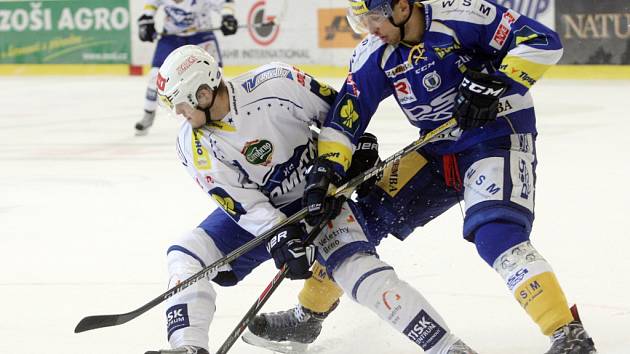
left=346, top=0, right=394, bottom=34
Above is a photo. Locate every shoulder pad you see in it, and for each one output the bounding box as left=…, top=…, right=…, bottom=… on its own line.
left=176, top=122, right=193, bottom=166
left=350, top=35, right=388, bottom=73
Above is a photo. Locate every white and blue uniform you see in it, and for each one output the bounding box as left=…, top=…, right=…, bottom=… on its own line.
left=319, top=0, right=563, bottom=265
left=142, top=0, right=231, bottom=67
left=164, top=63, right=374, bottom=349
left=165, top=63, right=466, bottom=353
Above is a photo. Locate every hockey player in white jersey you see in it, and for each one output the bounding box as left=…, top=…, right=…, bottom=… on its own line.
left=135, top=0, right=238, bottom=136
left=144, top=44, right=478, bottom=354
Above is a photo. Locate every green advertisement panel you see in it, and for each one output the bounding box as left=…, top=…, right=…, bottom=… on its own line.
left=0, top=0, right=131, bottom=64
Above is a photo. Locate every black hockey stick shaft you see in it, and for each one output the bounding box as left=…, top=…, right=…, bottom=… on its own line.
left=74, top=117, right=457, bottom=334
left=215, top=221, right=327, bottom=354
left=159, top=20, right=276, bottom=38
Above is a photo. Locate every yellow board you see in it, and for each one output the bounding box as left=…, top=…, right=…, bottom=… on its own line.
left=2, top=64, right=630, bottom=79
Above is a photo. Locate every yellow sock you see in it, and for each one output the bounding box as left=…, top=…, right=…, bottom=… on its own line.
left=494, top=241, right=574, bottom=335
left=298, top=261, right=344, bottom=313
left=512, top=267, right=574, bottom=335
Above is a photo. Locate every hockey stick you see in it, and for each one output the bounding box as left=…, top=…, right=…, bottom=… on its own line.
left=215, top=117, right=459, bottom=353
left=159, top=20, right=275, bottom=38
left=74, top=117, right=457, bottom=334
left=215, top=220, right=327, bottom=354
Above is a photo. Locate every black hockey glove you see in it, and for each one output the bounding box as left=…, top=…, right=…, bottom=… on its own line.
left=453, top=70, right=508, bottom=130
left=346, top=132, right=380, bottom=198
left=266, top=223, right=314, bottom=280
left=138, top=14, right=157, bottom=42
left=303, top=159, right=345, bottom=227
left=220, top=14, right=238, bottom=36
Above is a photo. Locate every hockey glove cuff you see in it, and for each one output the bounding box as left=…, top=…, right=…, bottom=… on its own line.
left=346, top=132, right=380, bottom=198
left=266, top=224, right=314, bottom=280
left=220, top=14, right=238, bottom=36
left=303, top=159, right=344, bottom=227
left=138, top=14, right=157, bottom=42
left=454, top=70, right=508, bottom=130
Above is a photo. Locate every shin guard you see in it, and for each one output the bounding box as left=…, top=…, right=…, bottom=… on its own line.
left=493, top=241, right=574, bottom=335
left=333, top=254, right=459, bottom=353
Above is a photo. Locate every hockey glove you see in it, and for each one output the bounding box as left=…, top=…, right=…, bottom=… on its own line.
left=138, top=14, right=157, bottom=42
left=220, top=14, right=238, bottom=36
left=346, top=132, right=380, bottom=198
left=453, top=70, right=508, bottom=130
left=303, top=159, right=345, bottom=227
left=266, top=223, right=314, bottom=280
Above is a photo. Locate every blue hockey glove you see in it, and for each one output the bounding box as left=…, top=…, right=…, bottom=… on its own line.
left=303, top=159, right=345, bottom=227
left=346, top=132, right=380, bottom=198
left=453, top=70, right=508, bottom=130
left=266, top=223, right=314, bottom=280
left=138, top=14, right=156, bottom=42
left=220, top=14, right=238, bottom=36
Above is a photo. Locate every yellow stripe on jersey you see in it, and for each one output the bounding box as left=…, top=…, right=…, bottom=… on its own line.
left=298, top=261, right=344, bottom=313
left=516, top=33, right=540, bottom=46
left=318, top=140, right=353, bottom=171
left=513, top=271, right=574, bottom=335
left=376, top=151, right=427, bottom=197
left=192, top=129, right=211, bottom=170
left=207, top=120, right=236, bottom=132
left=500, top=55, right=551, bottom=89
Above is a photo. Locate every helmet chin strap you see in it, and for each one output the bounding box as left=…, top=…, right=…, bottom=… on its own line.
left=201, top=87, right=220, bottom=124
left=388, top=1, right=413, bottom=41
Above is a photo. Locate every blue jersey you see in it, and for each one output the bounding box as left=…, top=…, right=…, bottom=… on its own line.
left=318, top=0, right=563, bottom=173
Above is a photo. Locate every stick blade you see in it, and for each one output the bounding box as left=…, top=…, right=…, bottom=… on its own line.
left=74, top=313, right=132, bottom=333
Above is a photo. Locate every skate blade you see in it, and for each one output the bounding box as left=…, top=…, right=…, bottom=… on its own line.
left=241, top=330, right=308, bottom=354
left=135, top=128, right=150, bottom=136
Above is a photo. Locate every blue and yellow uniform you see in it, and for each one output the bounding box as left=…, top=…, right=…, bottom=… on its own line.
left=317, top=0, right=573, bottom=336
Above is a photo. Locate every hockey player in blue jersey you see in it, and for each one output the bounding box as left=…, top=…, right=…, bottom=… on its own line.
left=246, top=1, right=597, bottom=353
left=134, top=0, right=239, bottom=136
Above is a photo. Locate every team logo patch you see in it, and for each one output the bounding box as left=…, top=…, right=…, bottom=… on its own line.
left=242, top=139, right=274, bottom=166
left=408, top=43, right=427, bottom=64
left=209, top=187, right=247, bottom=221
left=394, top=78, right=417, bottom=104
left=422, top=71, right=441, bottom=92
left=166, top=304, right=190, bottom=340
left=242, top=67, right=293, bottom=92
left=514, top=25, right=548, bottom=46
left=332, top=95, right=361, bottom=136
left=403, top=310, right=447, bottom=350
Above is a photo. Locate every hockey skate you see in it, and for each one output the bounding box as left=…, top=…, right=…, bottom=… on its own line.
left=242, top=301, right=338, bottom=353
left=135, top=110, right=156, bottom=136
left=446, top=339, right=478, bottom=354
left=145, top=346, right=209, bottom=354
left=545, top=306, right=597, bottom=354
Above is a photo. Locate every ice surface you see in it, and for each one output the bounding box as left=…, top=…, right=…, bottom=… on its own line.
left=1, top=76, right=628, bottom=354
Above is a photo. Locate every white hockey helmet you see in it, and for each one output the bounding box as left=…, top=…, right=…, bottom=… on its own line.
left=156, top=45, right=223, bottom=113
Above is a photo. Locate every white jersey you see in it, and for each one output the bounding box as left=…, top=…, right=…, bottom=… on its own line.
left=142, top=0, right=230, bottom=35
left=176, top=63, right=336, bottom=236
